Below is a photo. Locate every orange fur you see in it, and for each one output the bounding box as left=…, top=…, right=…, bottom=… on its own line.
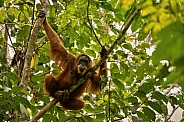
left=43, top=19, right=107, bottom=110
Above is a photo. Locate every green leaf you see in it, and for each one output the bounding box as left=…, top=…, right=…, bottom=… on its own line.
left=147, top=101, right=163, bottom=114
left=151, top=91, right=168, bottom=104
left=110, top=63, right=119, bottom=73
left=83, top=116, right=93, bottom=122
left=18, top=12, right=25, bottom=21
left=112, top=72, right=126, bottom=81
left=123, top=43, right=132, bottom=50
left=20, top=103, right=29, bottom=116
left=127, top=97, right=138, bottom=104
left=43, top=114, right=58, bottom=122
left=116, top=50, right=125, bottom=56
left=161, top=104, right=168, bottom=116
left=117, top=36, right=126, bottom=45
left=120, top=62, right=129, bottom=76
left=138, top=26, right=149, bottom=40
left=110, top=103, right=120, bottom=114
left=12, top=86, right=23, bottom=94
left=49, top=5, right=56, bottom=18
left=178, top=94, right=184, bottom=110
left=169, top=96, right=178, bottom=106
left=78, top=34, right=90, bottom=49
left=84, top=105, right=104, bottom=113
left=142, top=107, right=156, bottom=121
left=2, top=90, right=12, bottom=99
left=6, top=72, right=20, bottom=81
left=138, top=82, right=153, bottom=94
left=8, top=101, right=20, bottom=112
left=162, top=72, right=181, bottom=88
left=96, top=113, right=105, bottom=122
left=131, top=14, right=142, bottom=32
left=0, top=114, right=4, bottom=122
left=138, top=42, right=150, bottom=48
left=112, top=96, right=125, bottom=107
left=0, top=8, right=6, bottom=22
left=156, top=64, right=170, bottom=79
left=112, top=79, right=124, bottom=90
left=134, top=90, right=146, bottom=99
left=137, top=111, right=149, bottom=120
left=32, top=74, right=45, bottom=83
left=152, top=21, right=184, bottom=64
left=71, top=19, right=78, bottom=28
left=173, top=56, right=184, bottom=71
left=0, top=0, right=3, bottom=6
left=90, top=44, right=100, bottom=52
left=14, top=96, right=32, bottom=108
left=85, top=49, right=96, bottom=58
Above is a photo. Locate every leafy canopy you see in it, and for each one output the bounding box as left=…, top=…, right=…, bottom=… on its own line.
left=0, top=0, right=184, bottom=121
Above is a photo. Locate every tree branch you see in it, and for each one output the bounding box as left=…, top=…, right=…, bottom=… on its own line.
left=69, top=9, right=141, bottom=93
left=19, top=0, right=49, bottom=90
left=30, top=99, right=58, bottom=122
left=165, top=106, right=179, bottom=122
left=86, top=0, right=103, bottom=47
left=30, top=8, right=140, bottom=121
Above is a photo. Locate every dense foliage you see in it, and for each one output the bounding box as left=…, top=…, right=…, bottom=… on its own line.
left=0, top=0, right=184, bottom=121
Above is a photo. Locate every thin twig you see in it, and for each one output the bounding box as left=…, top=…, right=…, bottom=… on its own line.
left=27, top=0, right=36, bottom=44
left=19, top=0, right=49, bottom=91
left=4, top=23, right=16, bottom=52
left=30, top=99, right=58, bottom=122
left=165, top=106, right=179, bottom=122
left=108, top=78, right=111, bottom=121
left=108, top=9, right=140, bottom=55
left=87, top=0, right=103, bottom=47
left=120, top=5, right=136, bottom=31
left=35, top=38, right=48, bottom=51
left=69, top=8, right=140, bottom=95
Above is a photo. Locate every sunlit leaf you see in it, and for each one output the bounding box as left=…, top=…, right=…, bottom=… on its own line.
left=0, top=8, right=6, bottom=22
left=49, top=5, right=56, bottom=18
left=112, top=96, right=125, bottom=107
left=131, top=14, right=142, bottom=32
left=20, top=103, right=29, bottom=116
left=112, top=79, right=124, bottom=90
left=138, top=26, right=149, bottom=40
left=85, top=49, right=96, bottom=58
left=144, top=21, right=155, bottom=32
left=120, top=0, right=134, bottom=10
left=142, top=5, right=156, bottom=17
left=152, top=21, right=184, bottom=64
left=170, top=1, right=177, bottom=12
left=0, top=0, right=184, bottom=121
left=18, top=12, right=25, bottom=21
